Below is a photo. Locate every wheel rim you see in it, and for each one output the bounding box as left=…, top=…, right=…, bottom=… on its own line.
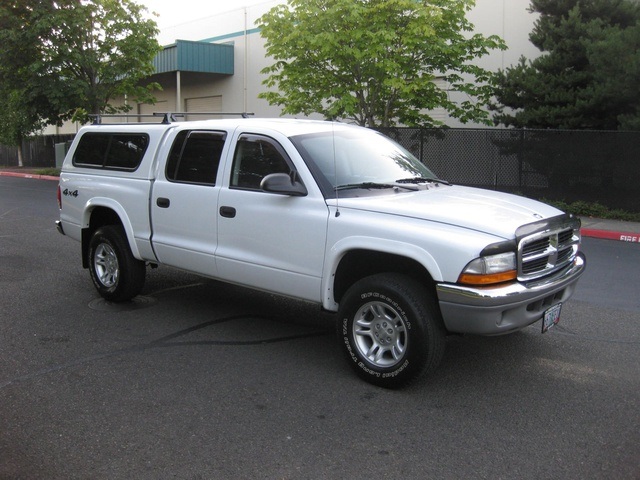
left=94, top=243, right=119, bottom=288
left=352, top=301, right=407, bottom=368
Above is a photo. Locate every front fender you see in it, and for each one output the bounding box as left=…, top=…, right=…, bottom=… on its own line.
left=321, top=236, right=443, bottom=312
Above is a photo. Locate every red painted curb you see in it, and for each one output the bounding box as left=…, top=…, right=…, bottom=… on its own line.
left=581, top=228, right=640, bottom=243
left=0, top=171, right=59, bottom=181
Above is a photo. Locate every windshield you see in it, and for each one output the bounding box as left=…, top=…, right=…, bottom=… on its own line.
left=290, top=128, right=439, bottom=198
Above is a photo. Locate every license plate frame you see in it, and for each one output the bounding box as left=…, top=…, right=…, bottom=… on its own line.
left=542, top=303, right=562, bottom=333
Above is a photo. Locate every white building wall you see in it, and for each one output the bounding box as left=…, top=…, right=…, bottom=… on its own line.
left=468, top=0, right=541, bottom=72
left=151, top=0, right=283, bottom=119
left=446, top=0, right=541, bottom=127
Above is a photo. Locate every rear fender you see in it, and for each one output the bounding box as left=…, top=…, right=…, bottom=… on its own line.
left=81, top=198, right=142, bottom=266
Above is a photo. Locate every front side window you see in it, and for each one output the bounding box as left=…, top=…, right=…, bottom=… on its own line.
left=230, top=135, right=292, bottom=190
left=165, top=130, right=226, bottom=185
left=73, top=133, right=148, bottom=170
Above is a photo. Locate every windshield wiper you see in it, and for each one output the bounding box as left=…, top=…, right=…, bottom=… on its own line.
left=335, top=182, right=418, bottom=191
left=395, top=176, right=451, bottom=186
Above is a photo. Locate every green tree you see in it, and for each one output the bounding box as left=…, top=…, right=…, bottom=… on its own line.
left=491, top=0, right=640, bottom=130
left=0, top=0, right=161, bottom=127
left=0, top=90, right=44, bottom=167
left=257, top=0, right=505, bottom=128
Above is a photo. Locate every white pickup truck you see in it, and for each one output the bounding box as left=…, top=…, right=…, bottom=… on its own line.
left=56, top=117, right=586, bottom=387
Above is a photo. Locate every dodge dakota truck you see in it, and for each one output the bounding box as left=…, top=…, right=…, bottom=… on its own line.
left=56, top=116, right=586, bottom=388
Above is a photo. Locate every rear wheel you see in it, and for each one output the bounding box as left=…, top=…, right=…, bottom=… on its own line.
left=88, top=225, right=145, bottom=302
left=337, top=273, right=446, bottom=388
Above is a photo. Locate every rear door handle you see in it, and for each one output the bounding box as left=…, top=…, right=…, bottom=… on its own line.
left=156, top=197, right=171, bottom=208
left=219, top=206, right=236, bottom=218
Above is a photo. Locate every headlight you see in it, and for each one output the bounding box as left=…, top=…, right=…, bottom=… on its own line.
left=458, top=252, right=517, bottom=286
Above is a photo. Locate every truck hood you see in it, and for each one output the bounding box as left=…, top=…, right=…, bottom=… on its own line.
left=330, top=185, right=563, bottom=239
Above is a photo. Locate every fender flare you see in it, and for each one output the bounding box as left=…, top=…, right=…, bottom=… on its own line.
left=82, top=197, right=142, bottom=261
left=321, top=236, right=443, bottom=311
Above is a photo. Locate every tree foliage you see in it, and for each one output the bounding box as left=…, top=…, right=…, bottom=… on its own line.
left=0, top=90, right=44, bottom=166
left=0, top=0, right=161, bottom=128
left=257, top=0, right=505, bottom=128
left=491, top=0, right=640, bottom=130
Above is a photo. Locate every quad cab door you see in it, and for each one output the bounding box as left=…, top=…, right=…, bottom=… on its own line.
left=215, top=132, right=330, bottom=302
left=150, top=129, right=227, bottom=277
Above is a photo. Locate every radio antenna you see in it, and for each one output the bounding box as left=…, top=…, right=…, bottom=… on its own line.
left=332, top=121, right=340, bottom=218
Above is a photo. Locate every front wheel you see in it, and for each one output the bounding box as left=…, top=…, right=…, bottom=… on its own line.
left=88, top=225, right=145, bottom=302
left=337, top=273, right=446, bottom=388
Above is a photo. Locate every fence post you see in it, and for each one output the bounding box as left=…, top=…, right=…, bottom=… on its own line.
left=519, top=130, right=524, bottom=190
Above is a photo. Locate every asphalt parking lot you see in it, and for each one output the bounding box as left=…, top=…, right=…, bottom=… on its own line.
left=1, top=176, right=638, bottom=479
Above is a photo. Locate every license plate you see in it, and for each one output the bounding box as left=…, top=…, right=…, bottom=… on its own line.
left=542, top=303, right=562, bottom=333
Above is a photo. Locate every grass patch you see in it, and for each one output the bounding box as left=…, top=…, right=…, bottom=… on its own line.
left=542, top=199, right=640, bottom=222
left=34, top=167, right=61, bottom=176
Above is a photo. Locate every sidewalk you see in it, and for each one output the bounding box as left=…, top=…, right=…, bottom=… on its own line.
left=1, top=167, right=639, bottom=243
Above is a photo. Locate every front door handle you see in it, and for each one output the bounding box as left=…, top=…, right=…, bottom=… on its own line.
left=156, top=197, right=170, bottom=208
left=219, top=206, right=236, bottom=218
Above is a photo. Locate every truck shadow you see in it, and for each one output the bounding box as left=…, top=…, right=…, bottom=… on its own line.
left=137, top=269, right=567, bottom=390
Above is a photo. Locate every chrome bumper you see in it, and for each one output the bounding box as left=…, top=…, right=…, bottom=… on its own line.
left=436, top=252, right=586, bottom=335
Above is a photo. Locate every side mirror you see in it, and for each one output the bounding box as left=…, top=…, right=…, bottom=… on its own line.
left=260, top=172, right=308, bottom=197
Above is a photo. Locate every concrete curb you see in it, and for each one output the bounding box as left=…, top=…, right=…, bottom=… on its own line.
left=581, top=228, right=640, bottom=243
left=0, top=171, right=60, bottom=182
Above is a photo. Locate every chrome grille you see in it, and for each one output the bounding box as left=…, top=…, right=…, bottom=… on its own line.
left=518, top=222, right=581, bottom=281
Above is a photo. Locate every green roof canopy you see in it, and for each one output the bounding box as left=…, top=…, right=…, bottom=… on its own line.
left=153, top=40, right=234, bottom=75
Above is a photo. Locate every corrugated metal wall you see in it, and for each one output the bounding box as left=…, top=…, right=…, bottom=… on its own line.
left=153, top=40, right=234, bottom=75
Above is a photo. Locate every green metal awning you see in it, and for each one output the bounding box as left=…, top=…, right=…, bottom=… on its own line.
left=153, top=40, right=234, bottom=75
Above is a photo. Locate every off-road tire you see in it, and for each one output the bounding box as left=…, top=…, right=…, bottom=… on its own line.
left=337, top=273, right=446, bottom=388
left=88, top=225, right=145, bottom=302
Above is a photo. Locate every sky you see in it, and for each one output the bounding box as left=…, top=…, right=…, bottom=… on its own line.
left=139, top=0, right=275, bottom=30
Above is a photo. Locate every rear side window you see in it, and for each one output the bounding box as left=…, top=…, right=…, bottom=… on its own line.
left=73, top=133, right=148, bottom=170
left=166, top=130, right=226, bottom=185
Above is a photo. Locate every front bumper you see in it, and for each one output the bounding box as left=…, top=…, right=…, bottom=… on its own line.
left=436, top=252, right=586, bottom=335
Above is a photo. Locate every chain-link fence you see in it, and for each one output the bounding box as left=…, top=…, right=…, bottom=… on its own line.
left=2, top=128, right=639, bottom=212
left=380, top=128, right=640, bottom=213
